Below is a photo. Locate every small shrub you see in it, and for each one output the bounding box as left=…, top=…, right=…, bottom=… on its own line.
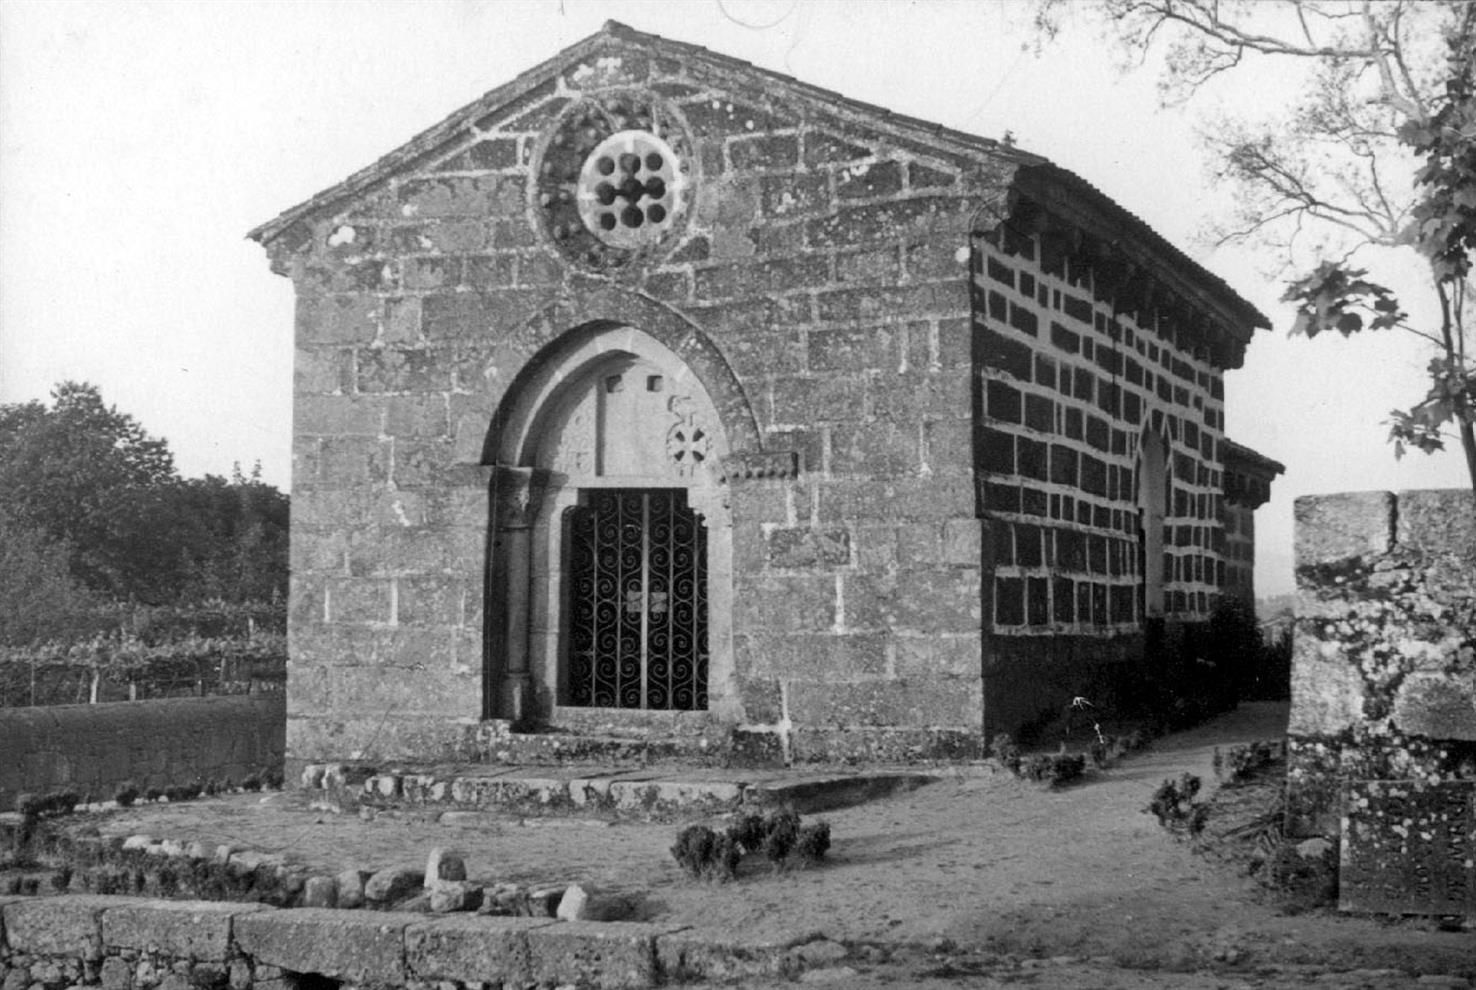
left=1088, top=737, right=1113, bottom=769
left=144, top=788, right=163, bottom=803
left=1213, top=740, right=1278, bottom=784
left=49, top=867, right=72, bottom=891
left=1263, top=838, right=1338, bottom=910
left=991, top=733, right=1022, bottom=775
left=263, top=766, right=284, bottom=789
left=114, top=783, right=139, bottom=808
left=1018, top=754, right=1053, bottom=782
left=1146, top=774, right=1208, bottom=835
left=760, top=810, right=801, bottom=866
left=793, top=821, right=831, bottom=866
left=674, top=810, right=833, bottom=880
left=18, top=791, right=77, bottom=818
left=670, top=824, right=739, bottom=881
left=1015, top=753, right=1086, bottom=787
left=727, top=813, right=767, bottom=854
left=1047, top=753, right=1086, bottom=785
left=240, top=775, right=262, bottom=792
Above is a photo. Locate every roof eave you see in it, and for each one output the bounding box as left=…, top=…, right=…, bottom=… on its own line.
left=1014, top=164, right=1271, bottom=337
left=247, top=28, right=614, bottom=246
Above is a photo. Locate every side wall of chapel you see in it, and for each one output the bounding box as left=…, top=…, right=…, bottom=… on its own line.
left=973, top=231, right=1232, bottom=736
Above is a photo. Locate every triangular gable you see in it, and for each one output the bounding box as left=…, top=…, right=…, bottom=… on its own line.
left=248, top=20, right=1041, bottom=248
left=249, top=20, right=1267, bottom=336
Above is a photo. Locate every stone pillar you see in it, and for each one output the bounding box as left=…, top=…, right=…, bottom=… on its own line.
left=489, top=465, right=550, bottom=722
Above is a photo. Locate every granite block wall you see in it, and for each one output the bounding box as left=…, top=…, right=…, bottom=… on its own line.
left=0, top=895, right=762, bottom=990
left=1286, top=489, right=1476, bottom=916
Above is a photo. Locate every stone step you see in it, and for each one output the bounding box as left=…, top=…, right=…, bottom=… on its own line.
left=473, top=725, right=784, bottom=768
left=303, top=763, right=939, bottom=817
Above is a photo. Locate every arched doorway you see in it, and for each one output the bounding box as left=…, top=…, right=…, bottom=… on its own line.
left=486, top=326, right=733, bottom=723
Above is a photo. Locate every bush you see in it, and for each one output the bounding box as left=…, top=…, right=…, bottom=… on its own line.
left=760, top=810, right=800, bottom=865
left=670, top=825, right=740, bottom=882
left=17, top=790, right=80, bottom=819
left=1146, top=774, right=1209, bottom=835
left=1262, top=838, right=1338, bottom=910
left=1213, top=740, right=1278, bottom=784
left=991, top=733, right=1022, bottom=775
left=114, top=783, right=139, bottom=807
left=728, top=813, right=767, bottom=854
left=672, top=810, right=833, bottom=881
left=793, top=822, right=831, bottom=866
left=1016, top=753, right=1087, bottom=786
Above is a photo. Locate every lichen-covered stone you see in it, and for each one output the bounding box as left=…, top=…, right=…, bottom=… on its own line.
left=404, top=915, right=552, bottom=984
left=234, top=908, right=420, bottom=983
left=1, top=896, right=113, bottom=959
left=1288, top=488, right=1476, bottom=919
left=364, top=867, right=423, bottom=903
left=525, top=920, right=682, bottom=990
left=100, top=900, right=271, bottom=962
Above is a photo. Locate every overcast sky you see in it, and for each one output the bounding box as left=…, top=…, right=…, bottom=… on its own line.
left=1, top=0, right=1468, bottom=599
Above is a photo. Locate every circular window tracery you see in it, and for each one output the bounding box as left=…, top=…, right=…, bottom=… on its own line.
left=577, top=131, right=683, bottom=247
left=536, top=94, right=692, bottom=271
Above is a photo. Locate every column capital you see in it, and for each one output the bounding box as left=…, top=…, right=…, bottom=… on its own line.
left=491, top=465, right=552, bottom=530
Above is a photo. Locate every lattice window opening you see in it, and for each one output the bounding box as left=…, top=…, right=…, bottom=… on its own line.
left=577, top=131, right=684, bottom=247
left=538, top=95, right=693, bottom=269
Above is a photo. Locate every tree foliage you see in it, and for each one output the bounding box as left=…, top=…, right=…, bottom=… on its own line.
left=0, top=507, right=97, bottom=647
left=1036, top=1, right=1476, bottom=495
left=0, top=382, right=288, bottom=605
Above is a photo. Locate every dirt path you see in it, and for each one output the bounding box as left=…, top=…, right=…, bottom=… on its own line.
left=79, top=703, right=1474, bottom=974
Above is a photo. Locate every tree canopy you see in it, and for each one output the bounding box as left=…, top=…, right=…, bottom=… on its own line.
left=1036, top=0, right=1476, bottom=494
left=0, top=382, right=288, bottom=608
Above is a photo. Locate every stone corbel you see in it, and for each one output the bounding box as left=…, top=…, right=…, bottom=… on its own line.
left=718, top=450, right=799, bottom=483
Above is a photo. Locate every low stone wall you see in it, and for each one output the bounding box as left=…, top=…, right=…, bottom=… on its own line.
left=0, top=894, right=802, bottom=989
left=1285, top=489, right=1476, bottom=917
left=0, top=696, right=285, bottom=810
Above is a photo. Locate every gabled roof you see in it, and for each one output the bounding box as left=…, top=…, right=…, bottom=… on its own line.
left=249, top=20, right=1269, bottom=334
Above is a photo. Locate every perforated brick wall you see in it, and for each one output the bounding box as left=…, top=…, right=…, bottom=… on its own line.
left=974, top=237, right=1226, bottom=637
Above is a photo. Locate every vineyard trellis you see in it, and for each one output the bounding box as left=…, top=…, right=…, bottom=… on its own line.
left=0, top=601, right=286, bottom=708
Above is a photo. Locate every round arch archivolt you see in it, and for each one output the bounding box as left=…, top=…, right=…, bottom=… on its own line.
left=451, top=285, right=762, bottom=467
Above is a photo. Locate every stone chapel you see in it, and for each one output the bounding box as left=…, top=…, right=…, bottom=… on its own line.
left=251, top=22, right=1281, bottom=766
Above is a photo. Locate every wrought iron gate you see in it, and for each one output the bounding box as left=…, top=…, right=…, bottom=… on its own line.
left=566, top=489, right=708, bottom=709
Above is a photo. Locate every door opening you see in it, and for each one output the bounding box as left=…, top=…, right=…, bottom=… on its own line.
left=565, top=487, right=708, bottom=710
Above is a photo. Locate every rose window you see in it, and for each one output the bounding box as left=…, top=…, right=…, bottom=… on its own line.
left=577, top=131, right=683, bottom=248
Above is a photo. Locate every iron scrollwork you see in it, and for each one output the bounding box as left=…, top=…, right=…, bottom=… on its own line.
left=567, top=488, right=708, bottom=710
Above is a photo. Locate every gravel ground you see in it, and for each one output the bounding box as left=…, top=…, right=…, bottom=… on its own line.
left=65, top=702, right=1476, bottom=983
